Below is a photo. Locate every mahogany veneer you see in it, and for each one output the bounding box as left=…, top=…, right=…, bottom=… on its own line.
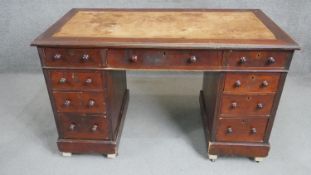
left=220, top=94, right=275, bottom=116
left=216, top=117, right=268, bottom=142
left=31, top=8, right=299, bottom=161
left=58, top=113, right=110, bottom=140
left=223, top=73, right=281, bottom=93
left=49, top=70, right=104, bottom=90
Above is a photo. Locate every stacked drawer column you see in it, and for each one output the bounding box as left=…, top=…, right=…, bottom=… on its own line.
left=38, top=48, right=128, bottom=157
left=200, top=50, right=293, bottom=161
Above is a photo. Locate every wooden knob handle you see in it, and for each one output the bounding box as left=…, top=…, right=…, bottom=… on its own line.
left=231, top=102, right=238, bottom=108
left=262, top=80, right=269, bottom=87
left=234, top=80, right=241, bottom=87
left=130, top=55, right=138, bottom=62
left=64, top=100, right=71, bottom=107
left=88, top=100, right=95, bottom=107
left=251, top=128, right=257, bottom=134
left=81, top=54, right=90, bottom=61
left=189, top=56, right=197, bottom=63
left=257, top=103, right=264, bottom=109
left=267, top=57, right=276, bottom=64
left=91, top=124, right=98, bottom=132
left=227, top=127, right=233, bottom=134
left=239, top=57, right=247, bottom=64
left=85, top=78, right=92, bottom=84
left=59, top=77, right=66, bottom=84
left=53, top=54, right=62, bottom=60
left=69, top=123, right=76, bottom=131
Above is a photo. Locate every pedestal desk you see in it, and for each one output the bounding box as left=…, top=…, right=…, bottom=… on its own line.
left=31, top=9, right=299, bottom=162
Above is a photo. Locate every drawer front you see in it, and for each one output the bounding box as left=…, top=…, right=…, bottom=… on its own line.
left=220, top=94, right=274, bottom=116
left=58, top=114, right=110, bottom=140
left=49, top=70, right=104, bottom=90
left=107, top=49, right=222, bottom=70
left=223, top=73, right=281, bottom=93
left=43, top=48, right=105, bottom=67
left=53, top=92, right=106, bottom=113
left=224, top=50, right=291, bottom=69
left=216, top=118, right=268, bottom=142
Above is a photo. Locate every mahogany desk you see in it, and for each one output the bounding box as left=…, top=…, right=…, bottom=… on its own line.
left=31, top=9, right=299, bottom=162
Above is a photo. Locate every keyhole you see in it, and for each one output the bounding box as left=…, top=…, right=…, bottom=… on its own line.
left=251, top=75, right=255, bottom=80
left=247, top=97, right=251, bottom=100
left=163, top=52, right=166, bottom=56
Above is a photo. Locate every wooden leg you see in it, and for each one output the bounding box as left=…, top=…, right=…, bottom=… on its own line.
left=254, top=157, right=265, bottom=163
left=208, top=154, right=218, bottom=162
left=61, top=152, right=72, bottom=157
left=106, top=153, right=117, bottom=159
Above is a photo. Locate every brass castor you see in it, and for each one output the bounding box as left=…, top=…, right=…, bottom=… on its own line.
left=208, top=154, right=218, bottom=162
left=106, top=153, right=117, bottom=159
left=61, top=152, right=72, bottom=157
left=254, top=157, right=265, bottom=163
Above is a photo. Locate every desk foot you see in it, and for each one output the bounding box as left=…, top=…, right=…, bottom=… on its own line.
left=106, top=153, right=117, bottom=159
left=254, top=157, right=265, bottom=163
left=208, top=154, right=218, bottom=162
left=61, top=152, right=72, bottom=157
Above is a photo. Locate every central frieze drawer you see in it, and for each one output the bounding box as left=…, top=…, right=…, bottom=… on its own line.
left=107, top=49, right=222, bottom=70
left=53, top=92, right=106, bottom=113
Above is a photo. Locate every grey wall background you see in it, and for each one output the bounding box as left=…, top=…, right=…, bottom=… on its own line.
left=0, top=0, right=310, bottom=74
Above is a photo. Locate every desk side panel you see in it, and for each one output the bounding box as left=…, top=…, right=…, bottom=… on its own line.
left=201, top=72, right=223, bottom=141
left=106, top=70, right=127, bottom=140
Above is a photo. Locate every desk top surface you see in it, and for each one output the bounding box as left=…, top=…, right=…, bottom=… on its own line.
left=32, top=9, right=299, bottom=49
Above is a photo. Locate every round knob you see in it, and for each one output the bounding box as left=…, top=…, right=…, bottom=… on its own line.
left=189, top=56, right=197, bottom=63
left=69, top=123, right=76, bottom=131
left=262, top=80, right=269, bottom=87
left=227, top=127, right=233, bottom=134
left=91, top=125, right=98, bottom=132
left=257, top=103, right=264, bottom=109
left=239, top=57, right=247, bottom=64
left=130, top=55, right=138, bottom=63
left=85, top=78, right=92, bottom=84
left=81, top=54, right=90, bottom=61
left=251, top=128, right=257, bottom=134
left=267, top=57, right=276, bottom=64
left=64, top=100, right=71, bottom=107
left=234, top=80, right=241, bottom=87
left=53, top=54, right=62, bottom=60
left=59, top=77, right=66, bottom=84
left=88, top=100, right=95, bottom=107
left=231, top=102, right=238, bottom=109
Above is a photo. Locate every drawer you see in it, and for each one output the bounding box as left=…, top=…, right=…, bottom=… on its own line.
left=49, top=70, right=104, bottom=90
left=220, top=94, right=274, bottom=116
left=224, top=50, right=291, bottom=69
left=216, top=118, right=268, bottom=142
left=42, top=48, right=105, bottom=67
left=107, top=49, right=222, bottom=70
left=53, top=92, right=106, bottom=113
left=58, top=114, right=110, bottom=140
left=223, top=73, right=281, bottom=93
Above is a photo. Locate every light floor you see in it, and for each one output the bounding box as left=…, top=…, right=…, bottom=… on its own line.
left=0, top=72, right=310, bottom=175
